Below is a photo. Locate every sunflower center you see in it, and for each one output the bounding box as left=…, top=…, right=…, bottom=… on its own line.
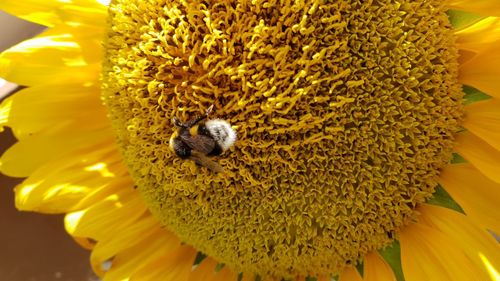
left=102, top=0, right=462, bottom=278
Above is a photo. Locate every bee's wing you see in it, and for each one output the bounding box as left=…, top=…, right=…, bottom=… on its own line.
left=179, top=134, right=215, bottom=154
left=190, top=151, right=224, bottom=173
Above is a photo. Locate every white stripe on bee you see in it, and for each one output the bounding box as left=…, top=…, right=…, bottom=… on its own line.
left=205, top=119, right=236, bottom=151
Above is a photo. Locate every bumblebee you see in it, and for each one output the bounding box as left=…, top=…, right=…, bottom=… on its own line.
left=169, top=105, right=236, bottom=172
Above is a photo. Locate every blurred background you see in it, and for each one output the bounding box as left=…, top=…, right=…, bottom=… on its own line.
left=0, top=10, right=98, bottom=281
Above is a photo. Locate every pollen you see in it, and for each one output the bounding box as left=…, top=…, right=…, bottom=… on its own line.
left=101, top=0, right=463, bottom=278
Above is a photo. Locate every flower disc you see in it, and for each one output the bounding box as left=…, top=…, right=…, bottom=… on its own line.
left=102, top=0, right=463, bottom=278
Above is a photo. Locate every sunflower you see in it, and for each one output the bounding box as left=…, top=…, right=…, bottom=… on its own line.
left=1, top=0, right=499, bottom=280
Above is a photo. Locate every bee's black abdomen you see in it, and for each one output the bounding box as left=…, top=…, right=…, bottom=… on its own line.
left=207, top=144, right=223, bottom=156
left=172, top=138, right=191, bottom=158
left=197, top=123, right=222, bottom=155
left=198, top=123, right=211, bottom=137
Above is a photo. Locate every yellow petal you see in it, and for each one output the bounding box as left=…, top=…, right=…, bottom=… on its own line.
left=0, top=96, right=11, bottom=129
left=90, top=215, right=161, bottom=276
left=71, top=176, right=132, bottom=211
left=2, top=24, right=104, bottom=65
left=0, top=60, right=100, bottom=86
left=439, top=163, right=500, bottom=234
left=454, top=131, right=500, bottom=183
left=65, top=188, right=147, bottom=240
left=419, top=204, right=500, bottom=281
left=479, top=254, right=500, bottom=281
left=456, top=17, right=500, bottom=53
left=130, top=246, right=197, bottom=281
left=463, top=99, right=500, bottom=151
left=339, top=266, right=363, bottom=281
left=0, top=125, right=115, bottom=177
left=0, top=25, right=102, bottom=86
left=14, top=144, right=123, bottom=213
left=459, top=40, right=500, bottom=99
left=0, top=0, right=108, bottom=27
left=16, top=179, right=89, bottom=214
left=400, top=221, right=487, bottom=281
left=73, top=236, right=96, bottom=250
left=101, top=229, right=180, bottom=281
left=0, top=83, right=107, bottom=138
left=363, top=252, right=396, bottom=281
left=447, top=0, right=500, bottom=17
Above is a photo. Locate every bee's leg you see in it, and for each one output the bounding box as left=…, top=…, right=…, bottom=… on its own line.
left=205, top=104, right=214, bottom=115
left=185, top=104, right=215, bottom=128
left=172, top=117, right=187, bottom=128
left=190, top=151, right=224, bottom=173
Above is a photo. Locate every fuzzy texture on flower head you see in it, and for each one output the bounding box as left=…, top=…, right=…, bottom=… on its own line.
left=0, top=0, right=499, bottom=280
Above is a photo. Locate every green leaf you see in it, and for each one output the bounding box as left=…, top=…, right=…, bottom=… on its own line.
left=355, top=261, right=364, bottom=278
left=427, top=185, right=465, bottom=214
left=463, top=85, right=492, bottom=105
left=379, top=240, right=405, bottom=281
left=447, top=10, right=483, bottom=30
left=451, top=153, right=467, bottom=164
left=215, top=263, right=225, bottom=272
left=193, top=251, right=207, bottom=266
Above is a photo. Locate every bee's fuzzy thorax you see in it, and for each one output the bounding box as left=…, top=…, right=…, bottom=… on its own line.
left=205, top=119, right=236, bottom=151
